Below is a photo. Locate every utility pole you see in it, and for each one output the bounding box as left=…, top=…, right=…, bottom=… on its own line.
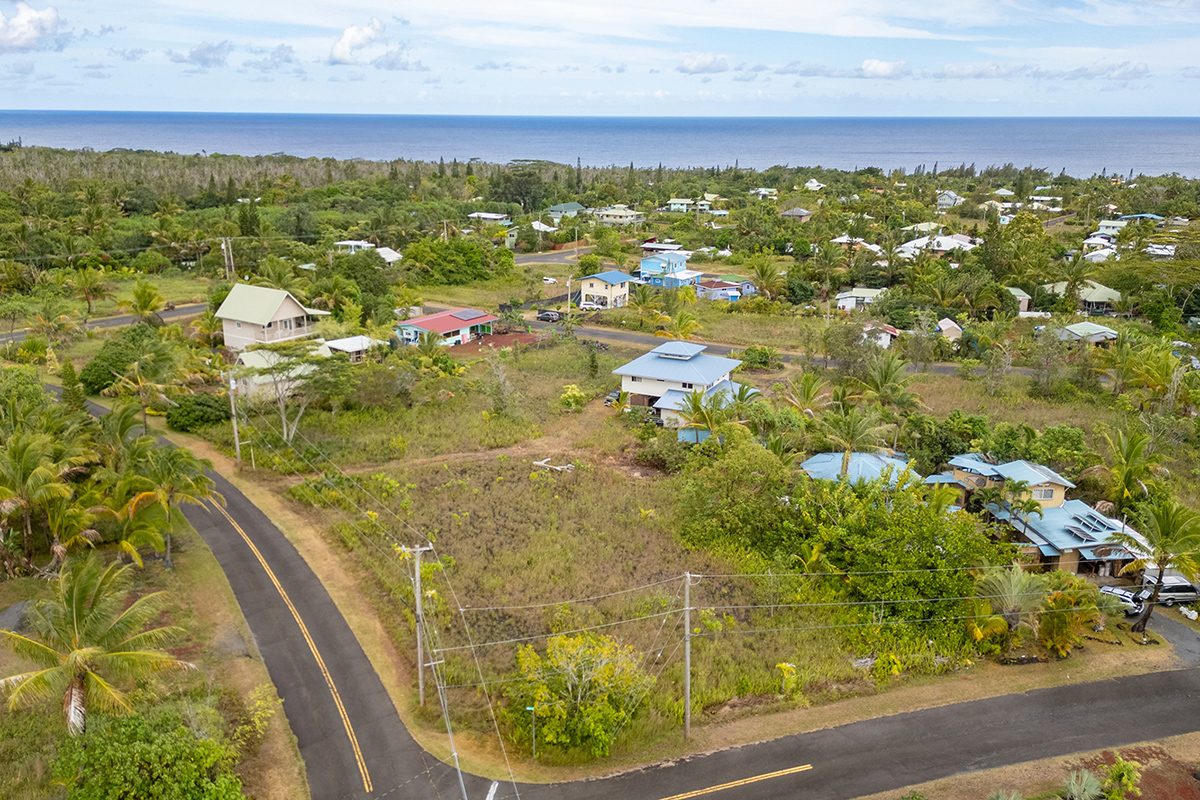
left=683, top=571, right=691, bottom=740
left=403, top=544, right=434, bottom=706
left=226, top=371, right=242, bottom=470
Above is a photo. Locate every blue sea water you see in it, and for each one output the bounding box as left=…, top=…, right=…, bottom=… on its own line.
left=3, top=110, right=1200, bottom=178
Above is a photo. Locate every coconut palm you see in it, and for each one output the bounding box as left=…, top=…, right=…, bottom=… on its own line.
left=102, top=340, right=182, bottom=434
left=44, top=494, right=102, bottom=566
left=779, top=372, right=829, bottom=417
left=310, top=275, right=359, bottom=312
left=92, top=402, right=153, bottom=481
left=0, top=432, right=72, bottom=567
left=975, top=562, right=1048, bottom=654
left=253, top=257, right=309, bottom=298
left=190, top=308, right=224, bottom=348
left=71, top=267, right=114, bottom=317
left=119, top=278, right=165, bottom=325
left=0, top=553, right=192, bottom=735
left=1079, top=430, right=1167, bottom=515
left=676, top=389, right=730, bottom=439
left=655, top=311, right=702, bottom=341
left=1057, top=252, right=1097, bottom=310
left=748, top=256, right=783, bottom=300
left=851, top=351, right=923, bottom=414
left=126, top=446, right=224, bottom=569
left=1111, top=498, right=1200, bottom=633
left=627, top=284, right=662, bottom=329
left=819, top=406, right=888, bottom=478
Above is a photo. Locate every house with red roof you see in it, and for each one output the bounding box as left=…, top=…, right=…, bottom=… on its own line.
left=395, top=308, right=498, bottom=346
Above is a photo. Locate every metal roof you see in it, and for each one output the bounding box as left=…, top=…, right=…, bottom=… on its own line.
left=800, top=452, right=915, bottom=486
left=398, top=308, right=498, bottom=334
left=652, top=380, right=755, bottom=411
left=451, top=309, right=487, bottom=321
left=325, top=335, right=386, bottom=353
left=215, top=283, right=330, bottom=326
left=1005, top=500, right=1134, bottom=562
left=581, top=270, right=635, bottom=285
left=613, top=343, right=739, bottom=384
left=992, top=459, right=1075, bottom=489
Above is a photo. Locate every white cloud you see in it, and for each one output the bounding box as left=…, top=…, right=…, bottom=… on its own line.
left=8, top=59, right=35, bottom=75
left=243, top=44, right=296, bottom=72
left=677, top=53, right=728, bottom=74
left=0, top=2, right=62, bottom=53
left=109, top=47, right=146, bottom=62
left=330, top=18, right=384, bottom=65
left=83, top=70, right=111, bottom=79
left=933, top=60, right=1151, bottom=80
left=860, top=58, right=910, bottom=78
left=166, top=41, right=234, bottom=68
left=776, top=59, right=910, bottom=79
left=372, top=45, right=428, bottom=71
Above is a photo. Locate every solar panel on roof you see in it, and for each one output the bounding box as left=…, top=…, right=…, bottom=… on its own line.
left=451, top=309, right=486, bottom=321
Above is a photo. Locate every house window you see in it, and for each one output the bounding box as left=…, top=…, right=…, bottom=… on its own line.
left=1032, top=488, right=1055, bottom=501
left=681, top=382, right=694, bottom=389
left=236, top=322, right=241, bottom=328
left=630, top=376, right=642, bottom=383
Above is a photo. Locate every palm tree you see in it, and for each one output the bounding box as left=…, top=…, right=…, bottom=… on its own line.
left=71, top=267, right=114, bottom=317
left=1079, top=430, right=1166, bottom=515
left=852, top=352, right=923, bottom=414
left=748, top=256, right=783, bottom=300
left=253, top=257, right=309, bottom=298
left=0, top=553, right=192, bottom=735
left=1057, top=252, right=1097, bottom=311
left=627, top=284, right=662, bottom=330
left=44, top=494, right=102, bottom=566
left=819, top=406, right=888, bottom=478
left=779, top=372, right=829, bottom=417
left=1111, top=498, right=1200, bottom=633
left=726, top=383, right=763, bottom=424
left=102, top=341, right=181, bottom=434
left=119, top=278, right=165, bottom=325
left=765, top=433, right=801, bottom=467
left=127, top=446, right=224, bottom=569
left=0, top=432, right=72, bottom=567
left=92, top=402, right=153, bottom=481
left=190, top=308, right=224, bottom=348
left=676, top=389, right=730, bottom=440
left=310, top=275, right=359, bottom=312
left=975, top=562, right=1048, bottom=654
left=655, top=311, right=702, bottom=341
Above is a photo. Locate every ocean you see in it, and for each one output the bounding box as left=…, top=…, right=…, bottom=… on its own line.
left=3, top=111, right=1200, bottom=177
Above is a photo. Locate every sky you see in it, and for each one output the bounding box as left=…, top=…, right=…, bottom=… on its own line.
left=3, top=0, right=1200, bottom=115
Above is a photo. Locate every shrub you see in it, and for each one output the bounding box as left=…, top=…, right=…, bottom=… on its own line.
left=737, top=344, right=781, bottom=371
left=166, top=393, right=230, bottom=432
left=559, top=384, right=586, bottom=411
left=53, top=713, right=244, bottom=800
left=79, top=340, right=136, bottom=394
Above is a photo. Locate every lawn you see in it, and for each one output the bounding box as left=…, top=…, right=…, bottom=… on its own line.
left=591, top=301, right=827, bottom=352
left=88, top=272, right=213, bottom=318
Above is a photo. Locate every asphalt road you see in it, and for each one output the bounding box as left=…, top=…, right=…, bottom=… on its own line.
left=0, top=303, right=207, bottom=345
left=65, top=393, right=459, bottom=800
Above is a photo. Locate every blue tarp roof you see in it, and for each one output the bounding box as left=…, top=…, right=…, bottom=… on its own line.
left=613, top=343, right=740, bottom=384
left=581, top=270, right=635, bottom=285
left=800, top=452, right=916, bottom=486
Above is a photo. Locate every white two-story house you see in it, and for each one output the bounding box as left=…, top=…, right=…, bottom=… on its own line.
left=215, top=283, right=331, bottom=352
left=613, top=342, right=755, bottom=432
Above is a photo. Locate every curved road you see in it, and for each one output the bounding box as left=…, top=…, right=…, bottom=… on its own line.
left=41, top=316, right=1197, bottom=800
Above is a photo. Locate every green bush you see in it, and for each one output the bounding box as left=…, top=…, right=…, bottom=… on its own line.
left=53, top=713, right=243, bottom=800
left=79, top=325, right=158, bottom=395
left=79, top=339, right=136, bottom=394
left=166, top=393, right=230, bottom=432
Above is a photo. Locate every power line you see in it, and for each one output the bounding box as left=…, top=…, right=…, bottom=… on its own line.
left=458, top=575, right=685, bottom=612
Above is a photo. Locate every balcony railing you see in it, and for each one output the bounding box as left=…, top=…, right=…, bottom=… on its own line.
left=256, top=325, right=314, bottom=342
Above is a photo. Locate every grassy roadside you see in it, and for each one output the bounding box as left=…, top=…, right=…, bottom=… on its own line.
left=0, top=521, right=309, bottom=800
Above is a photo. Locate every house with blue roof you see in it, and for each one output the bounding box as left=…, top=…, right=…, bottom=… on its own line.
left=943, top=453, right=1133, bottom=573
left=800, top=452, right=915, bottom=486
left=612, top=342, right=753, bottom=435
left=639, top=251, right=702, bottom=289
left=579, top=270, right=635, bottom=309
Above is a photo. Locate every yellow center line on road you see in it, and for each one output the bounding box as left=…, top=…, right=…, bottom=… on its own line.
left=658, top=764, right=814, bottom=800
left=211, top=501, right=373, bottom=794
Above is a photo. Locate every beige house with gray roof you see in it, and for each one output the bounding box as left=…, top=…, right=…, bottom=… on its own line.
left=215, top=283, right=331, bottom=351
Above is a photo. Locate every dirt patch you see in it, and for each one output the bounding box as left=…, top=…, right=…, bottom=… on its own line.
left=447, top=332, right=541, bottom=356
